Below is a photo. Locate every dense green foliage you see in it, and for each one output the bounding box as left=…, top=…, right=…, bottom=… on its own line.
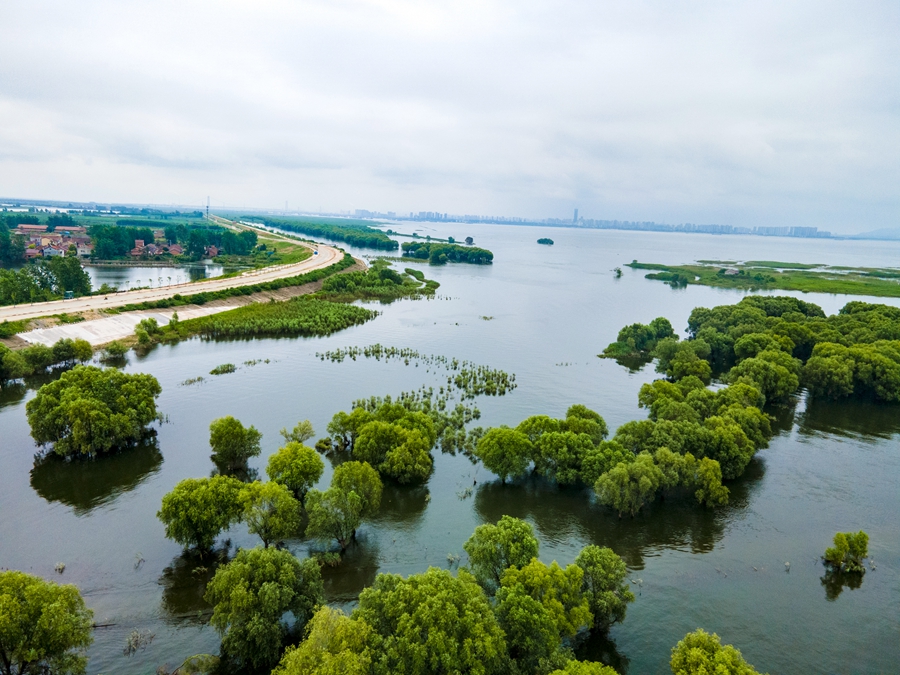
left=88, top=223, right=156, bottom=258
left=823, top=530, right=869, bottom=573
left=25, top=366, right=161, bottom=457
left=670, top=629, right=764, bottom=675
left=401, top=241, right=494, bottom=264
left=0, top=337, right=92, bottom=383
left=0, top=257, right=92, bottom=306
left=537, top=238, right=554, bottom=245
left=0, top=221, right=26, bottom=263
left=475, top=427, right=533, bottom=483
left=318, top=261, right=438, bottom=301
left=574, top=545, right=635, bottom=629
left=272, top=518, right=632, bottom=675
left=601, top=317, right=675, bottom=358
left=354, top=567, right=507, bottom=675
left=464, top=515, right=540, bottom=592
left=251, top=216, right=399, bottom=250
left=164, top=297, right=378, bottom=340
left=157, top=476, right=245, bottom=551
left=266, top=441, right=324, bottom=500
left=0, top=571, right=94, bottom=675
left=305, top=461, right=383, bottom=551
left=209, top=416, right=262, bottom=470
left=205, top=547, right=324, bottom=669
left=274, top=607, right=373, bottom=675
left=239, top=481, right=303, bottom=548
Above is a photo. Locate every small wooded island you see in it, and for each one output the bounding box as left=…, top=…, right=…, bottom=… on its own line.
left=537, top=238, right=554, bottom=245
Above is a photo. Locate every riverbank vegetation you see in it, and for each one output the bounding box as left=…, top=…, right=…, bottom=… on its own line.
left=628, top=260, right=900, bottom=298
left=0, top=337, right=92, bottom=382
left=244, top=216, right=400, bottom=251
left=604, top=297, right=900, bottom=403
left=0, top=256, right=94, bottom=305
left=538, top=238, right=554, bottom=245
left=25, top=366, right=162, bottom=457
left=401, top=240, right=494, bottom=264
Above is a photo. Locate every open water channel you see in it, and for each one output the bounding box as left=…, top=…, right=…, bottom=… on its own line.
left=1, top=224, right=898, bottom=673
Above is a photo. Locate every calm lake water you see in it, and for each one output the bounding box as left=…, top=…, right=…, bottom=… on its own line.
left=85, top=262, right=226, bottom=290
left=1, top=225, right=898, bottom=674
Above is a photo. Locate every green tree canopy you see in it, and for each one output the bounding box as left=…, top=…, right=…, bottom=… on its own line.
left=266, top=441, right=324, bottom=501
left=463, top=515, right=540, bottom=592
left=305, top=461, right=383, bottom=551
left=474, top=427, right=533, bottom=483
left=25, top=366, right=161, bottom=457
left=824, top=530, right=869, bottom=573
left=670, top=629, right=765, bottom=675
left=157, top=475, right=244, bottom=551
left=0, top=570, right=94, bottom=675
left=209, top=416, right=262, bottom=470
left=494, top=584, right=562, bottom=673
left=239, top=481, right=303, bottom=548
left=499, top=559, right=592, bottom=639
left=205, top=547, right=324, bottom=669
left=280, top=419, right=315, bottom=445
left=574, top=545, right=634, bottom=629
left=274, top=606, right=372, bottom=675
left=594, top=453, right=663, bottom=517
left=354, top=567, right=506, bottom=675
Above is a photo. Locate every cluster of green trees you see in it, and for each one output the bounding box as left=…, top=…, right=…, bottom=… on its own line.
left=823, top=530, right=869, bottom=573
left=604, top=297, right=900, bottom=403
left=25, top=366, right=162, bottom=457
left=0, top=562, right=767, bottom=675
left=89, top=223, right=156, bottom=258
left=254, top=217, right=400, bottom=250
left=537, top=238, right=554, bottom=245
left=601, top=317, right=675, bottom=358
left=0, top=337, right=92, bottom=382
left=472, top=396, right=743, bottom=516
left=0, top=220, right=26, bottom=263
left=263, top=516, right=632, bottom=675
left=401, top=241, right=494, bottom=264
left=320, top=261, right=438, bottom=300
left=0, top=256, right=93, bottom=306
left=321, top=388, right=488, bottom=483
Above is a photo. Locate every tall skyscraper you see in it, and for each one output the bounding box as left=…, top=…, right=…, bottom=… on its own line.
left=573, top=208, right=579, bottom=223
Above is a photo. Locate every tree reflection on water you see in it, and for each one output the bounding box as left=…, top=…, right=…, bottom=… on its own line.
left=30, top=440, right=163, bottom=516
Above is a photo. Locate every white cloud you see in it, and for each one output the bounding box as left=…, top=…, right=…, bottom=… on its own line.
left=0, top=0, right=897, bottom=230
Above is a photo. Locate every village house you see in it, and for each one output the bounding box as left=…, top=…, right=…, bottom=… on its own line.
left=166, top=243, right=184, bottom=256
left=205, top=245, right=219, bottom=257
left=24, top=247, right=42, bottom=260
left=15, top=224, right=48, bottom=235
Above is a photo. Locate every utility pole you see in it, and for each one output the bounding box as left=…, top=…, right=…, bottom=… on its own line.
left=206, top=196, right=210, bottom=220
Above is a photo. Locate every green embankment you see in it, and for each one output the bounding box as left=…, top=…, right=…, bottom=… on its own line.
left=628, top=261, right=900, bottom=298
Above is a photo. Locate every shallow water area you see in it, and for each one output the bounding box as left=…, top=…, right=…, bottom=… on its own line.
left=1, top=224, right=898, bottom=673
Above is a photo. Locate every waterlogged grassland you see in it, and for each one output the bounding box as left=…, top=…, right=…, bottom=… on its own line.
left=163, top=297, right=378, bottom=339
left=317, top=344, right=517, bottom=399
left=629, top=260, right=900, bottom=297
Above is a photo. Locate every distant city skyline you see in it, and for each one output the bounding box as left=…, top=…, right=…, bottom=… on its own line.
left=1, top=2, right=898, bottom=235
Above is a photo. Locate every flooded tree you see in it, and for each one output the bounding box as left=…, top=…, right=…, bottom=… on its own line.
left=0, top=570, right=94, bottom=675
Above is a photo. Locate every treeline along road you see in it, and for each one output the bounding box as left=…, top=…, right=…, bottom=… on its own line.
left=0, top=219, right=346, bottom=323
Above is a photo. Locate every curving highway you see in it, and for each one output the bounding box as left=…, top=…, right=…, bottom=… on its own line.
left=0, top=224, right=345, bottom=323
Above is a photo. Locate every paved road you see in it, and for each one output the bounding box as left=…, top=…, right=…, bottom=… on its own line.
left=0, top=226, right=343, bottom=323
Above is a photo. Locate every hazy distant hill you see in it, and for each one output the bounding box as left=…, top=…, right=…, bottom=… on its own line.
left=850, top=227, right=900, bottom=240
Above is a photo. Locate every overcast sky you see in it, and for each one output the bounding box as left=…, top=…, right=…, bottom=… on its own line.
left=1, top=1, right=898, bottom=232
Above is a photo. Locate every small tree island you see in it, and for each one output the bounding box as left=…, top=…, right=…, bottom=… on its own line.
left=537, top=238, right=554, bottom=245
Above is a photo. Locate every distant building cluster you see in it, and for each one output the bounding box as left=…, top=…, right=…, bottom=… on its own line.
left=15, top=223, right=94, bottom=260
left=356, top=208, right=833, bottom=239
left=129, top=230, right=185, bottom=258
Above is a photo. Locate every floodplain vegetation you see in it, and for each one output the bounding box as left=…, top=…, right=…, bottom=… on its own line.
left=243, top=215, right=400, bottom=251
left=628, top=259, right=900, bottom=298
left=401, top=240, right=494, bottom=264
left=537, top=238, right=554, bottom=245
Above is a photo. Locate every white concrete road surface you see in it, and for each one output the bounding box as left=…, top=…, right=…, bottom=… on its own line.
left=17, top=306, right=238, bottom=346
left=0, top=239, right=342, bottom=324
